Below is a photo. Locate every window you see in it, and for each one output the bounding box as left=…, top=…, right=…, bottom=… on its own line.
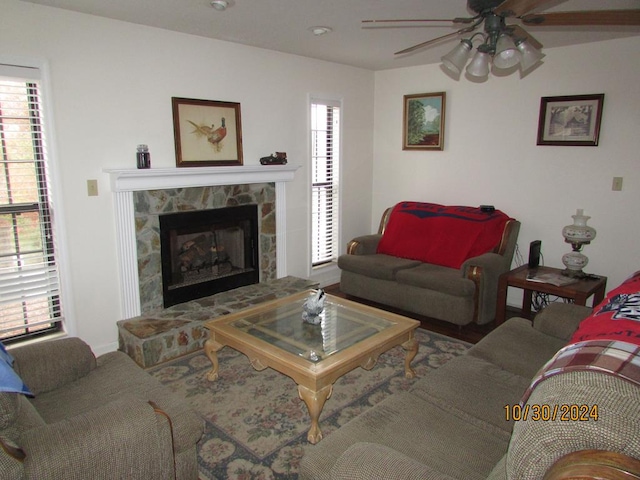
left=310, top=99, right=340, bottom=266
left=0, top=64, right=63, bottom=342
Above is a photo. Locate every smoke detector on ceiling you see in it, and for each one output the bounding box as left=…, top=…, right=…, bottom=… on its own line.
left=210, top=1, right=229, bottom=11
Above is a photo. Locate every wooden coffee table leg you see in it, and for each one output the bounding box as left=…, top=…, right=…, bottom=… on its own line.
left=298, top=384, right=333, bottom=444
left=402, top=334, right=418, bottom=379
left=204, top=338, right=223, bottom=381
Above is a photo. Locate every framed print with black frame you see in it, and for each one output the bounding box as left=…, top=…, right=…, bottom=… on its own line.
left=403, top=92, right=446, bottom=151
left=536, top=94, right=604, bottom=146
left=172, top=97, right=243, bottom=167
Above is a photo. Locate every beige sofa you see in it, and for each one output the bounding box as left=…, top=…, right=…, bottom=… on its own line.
left=0, top=338, right=203, bottom=479
left=300, top=300, right=640, bottom=479
left=338, top=203, right=520, bottom=327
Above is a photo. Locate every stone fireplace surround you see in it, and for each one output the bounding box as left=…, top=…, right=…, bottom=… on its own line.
left=105, top=164, right=300, bottom=319
left=104, top=165, right=321, bottom=367
left=136, top=185, right=269, bottom=313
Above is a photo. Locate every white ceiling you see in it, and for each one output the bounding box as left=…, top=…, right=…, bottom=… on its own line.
left=22, top=0, right=640, bottom=70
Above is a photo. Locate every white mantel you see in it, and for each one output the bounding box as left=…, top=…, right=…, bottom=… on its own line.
left=104, top=165, right=300, bottom=319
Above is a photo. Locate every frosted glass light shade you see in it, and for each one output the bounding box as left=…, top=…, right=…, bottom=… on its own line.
left=493, top=35, right=522, bottom=69
left=441, top=41, right=472, bottom=76
left=516, top=39, right=545, bottom=72
left=466, top=51, right=490, bottom=78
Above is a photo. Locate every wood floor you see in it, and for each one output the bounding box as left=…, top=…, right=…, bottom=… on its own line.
left=324, top=283, right=521, bottom=344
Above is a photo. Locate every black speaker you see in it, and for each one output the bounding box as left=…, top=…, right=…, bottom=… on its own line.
left=528, top=240, right=541, bottom=269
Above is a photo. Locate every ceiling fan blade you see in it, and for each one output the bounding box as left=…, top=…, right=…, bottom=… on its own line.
left=509, top=25, right=543, bottom=50
left=522, top=9, right=640, bottom=26
left=494, top=0, right=561, bottom=18
left=394, top=29, right=471, bottom=55
left=362, top=18, right=474, bottom=26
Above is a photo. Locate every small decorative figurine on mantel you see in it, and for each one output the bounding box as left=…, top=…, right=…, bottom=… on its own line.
left=302, top=289, right=325, bottom=325
left=260, top=151, right=287, bottom=165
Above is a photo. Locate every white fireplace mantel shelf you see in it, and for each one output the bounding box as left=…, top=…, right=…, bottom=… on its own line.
left=104, top=164, right=300, bottom=192
left=103, top=164, right=300, bottom=320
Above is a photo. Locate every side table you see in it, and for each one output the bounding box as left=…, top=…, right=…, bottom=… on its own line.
left=495, top=265, right=607, bottom=325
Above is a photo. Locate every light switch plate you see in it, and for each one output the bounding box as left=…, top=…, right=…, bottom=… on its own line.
left=87, top=179, right=98, bottom=196
left=612, top=177, right=623, bottom=191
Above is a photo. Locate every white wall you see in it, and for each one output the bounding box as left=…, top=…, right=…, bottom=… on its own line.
left=1, top=0, right=374, bottom=354
left=373, top=35, right=640, bottom=303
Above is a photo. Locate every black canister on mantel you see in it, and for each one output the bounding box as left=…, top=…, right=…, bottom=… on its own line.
left=136, top=144, right=151, bottom=169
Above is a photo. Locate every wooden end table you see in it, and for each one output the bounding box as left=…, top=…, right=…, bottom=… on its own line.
left=495, top=265, right=607, bottom=325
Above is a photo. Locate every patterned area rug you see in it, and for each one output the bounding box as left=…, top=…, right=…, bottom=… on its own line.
left=149, top=328, right=470, bottom=479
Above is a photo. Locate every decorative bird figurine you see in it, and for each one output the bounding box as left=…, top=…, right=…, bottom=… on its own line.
left=187, top=117, right=227, bottom=152
left=302, top=289, right=326, bottom=325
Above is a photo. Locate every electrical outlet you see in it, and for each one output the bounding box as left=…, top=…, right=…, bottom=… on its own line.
left=612, top=176, right=623, bottom=191
left=87, top=179, right=98, bottom=196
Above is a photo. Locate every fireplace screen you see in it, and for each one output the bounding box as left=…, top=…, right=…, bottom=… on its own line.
left=159, top=205, right=259, bottom=307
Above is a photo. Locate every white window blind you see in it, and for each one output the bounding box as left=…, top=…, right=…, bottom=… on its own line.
left=311, top=99, right=340, bottom=266
left=0, top=65, right=63, bottom=341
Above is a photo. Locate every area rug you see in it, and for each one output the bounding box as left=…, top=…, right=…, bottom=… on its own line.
left=149, top=329, right=470, bottom=479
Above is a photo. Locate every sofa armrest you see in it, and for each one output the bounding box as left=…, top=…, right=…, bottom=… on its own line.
left=331, top=443, right=456, bottom=480
left=346, top=234, right=382, bottom=255
left=11, top=338, right=97, bottom=396
left=20, top=396, right=174, bottom=479
left=462, top=252, right=510, bottom=324
left=533, top=302, right=592, bottom=341
left=507, top=370, right=640, bottom=479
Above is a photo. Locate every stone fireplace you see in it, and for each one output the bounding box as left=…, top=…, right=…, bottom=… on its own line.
left=136, top=186, right=271, bottom=313
left=105, top=165, right=299, bottom=319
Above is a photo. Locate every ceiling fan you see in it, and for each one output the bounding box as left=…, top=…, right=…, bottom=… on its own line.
left=363, top=0, right=640, bottom=79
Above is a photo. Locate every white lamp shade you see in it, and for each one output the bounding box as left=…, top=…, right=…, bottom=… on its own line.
left=466, top=51, right=490, bottom=78
left=493, top=35, right=522, bottom=69
left=441, top=41, right=471, bottom=76
left=516, top=39, right=545, bottom=72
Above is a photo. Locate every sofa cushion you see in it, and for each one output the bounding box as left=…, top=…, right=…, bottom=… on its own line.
left=376, top=201, right=512, bottom=269
left=396, top=263, right=475, bottom=297
left=468, top=318, right=566, bottom=379
left=300, top=391, right=509, bottom=480
left=30, top=351, right=202, bottom=453
left=337, top=253, right=420, bottom=281
left=11, top=338, right=96, bottom=396
left=410, top=354, right=530, bottom=434
left=330, top=442, right=458, bottom=480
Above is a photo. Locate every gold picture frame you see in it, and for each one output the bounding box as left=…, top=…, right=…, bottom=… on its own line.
left=172, top=97, right=243, bottom=167
left=403, top=92, right=446, bottom=151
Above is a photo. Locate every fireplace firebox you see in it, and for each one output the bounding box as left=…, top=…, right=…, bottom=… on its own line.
left=159, top=205, right=259, bottom=307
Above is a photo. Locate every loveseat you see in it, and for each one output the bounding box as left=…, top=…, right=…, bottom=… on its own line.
left=338, top=202, right=520, bottom=327
left=0, top=337, right=204, bottom=479
left=301, top=272, right=640, bottom=479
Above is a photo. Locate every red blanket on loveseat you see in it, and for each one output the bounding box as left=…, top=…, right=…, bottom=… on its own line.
left=376, top=201, right=512, bottom=269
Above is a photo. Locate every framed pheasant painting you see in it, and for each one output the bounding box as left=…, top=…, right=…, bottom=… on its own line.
left=172, top=97, right=243, bottom=167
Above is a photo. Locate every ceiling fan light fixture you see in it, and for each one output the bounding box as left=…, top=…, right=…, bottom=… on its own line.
left=441, top=40, right=472, bottom=76
left=466, top=50, right=491, bottom=79
left=516, top=38, right=545, bottom=73
left=493, top=34, right=522, bottom=70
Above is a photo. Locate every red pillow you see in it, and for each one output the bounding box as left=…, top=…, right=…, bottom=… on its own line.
left=570, top=271, right=640, bottom=347
left=376, top=202, right=512, bottom=269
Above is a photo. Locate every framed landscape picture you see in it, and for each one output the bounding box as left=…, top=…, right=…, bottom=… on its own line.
left=537, top=94, right=604, bottom=146
left=403, top=92, right=446, bottom=151
left=172, top=97, right=243, bottom=167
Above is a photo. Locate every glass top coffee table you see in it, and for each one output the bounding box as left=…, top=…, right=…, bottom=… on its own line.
left=203, top=289, right=420, bottom=443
